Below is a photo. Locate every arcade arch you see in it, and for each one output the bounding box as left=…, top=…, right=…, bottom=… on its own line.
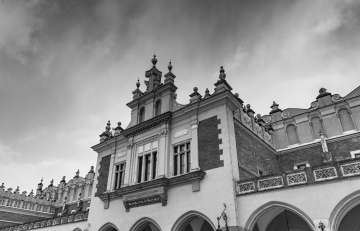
left=130, top=217, right=161, bottom=231
left=171, top=211, right=216, bottom=231
left=330, top=190, right=360, bottom=231
left=245, top=202, right=315, bottom=231
left=98, top=222, right=118, bottom=231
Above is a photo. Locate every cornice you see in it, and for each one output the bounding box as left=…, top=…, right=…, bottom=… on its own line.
left=121, top=111, right=172, bottom=138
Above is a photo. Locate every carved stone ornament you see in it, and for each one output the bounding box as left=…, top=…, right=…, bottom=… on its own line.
left=244, top=113, right=251, bottom=124
left=310, top=101, right=319, bottom=110
left=332, top=94, right=343, bottom=102
left=122, top=187, right=167, bottom=212
left=126, top=142, right=134, bottom=149
left=261, top=115, right=270, bottom=124
left=174, top=128, right=189, bottom=138
left=281, top=111, right=291, bottom=118
left=159, top=129, right=168, bottom=137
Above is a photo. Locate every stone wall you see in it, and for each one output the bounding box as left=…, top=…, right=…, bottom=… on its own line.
left=234, top=121, right=279, bottom=178
left=198, top=116, right=224, bottom=171
left=278, top=135, right=360, bottom=172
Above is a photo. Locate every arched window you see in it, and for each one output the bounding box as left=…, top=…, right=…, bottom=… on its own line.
left=286, top=124, right=299, bottom=145
left=338, top=108, right=355, bottom=132
left=154, top=100, right=162, bottom=116
left=311, top=117, right=324, bottom=139
left=139, top=107, right=145, bottom=123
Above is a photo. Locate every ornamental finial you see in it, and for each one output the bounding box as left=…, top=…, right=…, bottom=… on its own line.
left=151, top=54, right=158, bottom=66
left=106, top=120, right=111, bottom=131
left=75, top=169, right=80, bottom=178
left=168, top=60, right=173, bottom=72
left=193, top=87, right=198, bottom=93
left=136, top=78, right=140, bottom=89
left=219, top=66, right=226, bottom=80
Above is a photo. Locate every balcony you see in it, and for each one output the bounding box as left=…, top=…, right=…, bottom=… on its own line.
left=237, top=158, right=360, bottom=195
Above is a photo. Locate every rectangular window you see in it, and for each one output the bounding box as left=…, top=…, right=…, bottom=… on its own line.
left=152, top=152, right=157, bottom=180
left=173, top=142, right=191, bottom=176
left=137, top=141, right=158, bottom=183
left=114, top=163, right=126, bottom=189
left=138, top=156, right=143, bottom=183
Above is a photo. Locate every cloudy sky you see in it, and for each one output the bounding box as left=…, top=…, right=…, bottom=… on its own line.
left=1, top=0, right=360, bottom=192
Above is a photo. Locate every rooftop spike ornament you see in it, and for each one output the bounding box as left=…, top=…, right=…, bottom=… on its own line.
left=136, top=78, right=140, bottom=89
left=168, top=60, right=173, bottom=72
left=219, top=66, right=226, bottom=81
left=151, top=54, right=158, bottom=66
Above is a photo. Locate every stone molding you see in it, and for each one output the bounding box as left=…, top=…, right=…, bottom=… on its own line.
left=98, top=170, right=205, bottom=207
left=122, top=111, right=172, bottom=138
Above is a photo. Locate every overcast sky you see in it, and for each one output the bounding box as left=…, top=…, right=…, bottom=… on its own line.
left=1, top=0, right=360, bottom=192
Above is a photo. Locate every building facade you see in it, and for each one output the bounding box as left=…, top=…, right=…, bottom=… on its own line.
left=1, top=56, right=360, bottom=231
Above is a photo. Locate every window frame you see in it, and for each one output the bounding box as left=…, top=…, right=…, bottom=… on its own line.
left=173, top=141, right=191, bottom=176
left=114, top=162, right=126, bottom=190
left=136, top=140, right=158, bottom=183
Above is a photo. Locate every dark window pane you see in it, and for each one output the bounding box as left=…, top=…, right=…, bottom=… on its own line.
left=180, top=145, right=184, bottom=152
left=138, top=156, right=143, bottom=183
left=153, top=152, right=157, bottom=179
left=174, top=147, right=178, bottom=154
left=174, top=155, right=178, bottom=176
left=187, top=151, right=191, bottom=173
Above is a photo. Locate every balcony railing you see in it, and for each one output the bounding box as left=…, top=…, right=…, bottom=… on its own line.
left=237, top=159, right=360, bottom=195
left=0, top=212, right=88, bottom=231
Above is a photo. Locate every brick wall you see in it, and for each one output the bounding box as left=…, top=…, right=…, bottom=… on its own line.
left=95, top=155, right=111, bottom=197
left=278, top=135, right=360, bottom=172
left=239, top=167, right=257, bottom=180
left=234, top=121, right=279, bottom=178
left=0, top=211, right=44, bottom=224
left=198, top=116, right=224, bottom=171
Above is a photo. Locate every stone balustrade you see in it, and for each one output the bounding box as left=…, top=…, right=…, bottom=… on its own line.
left=0, top=212, right=88, bottom=231
left=237, top=158, right=360, bottom=195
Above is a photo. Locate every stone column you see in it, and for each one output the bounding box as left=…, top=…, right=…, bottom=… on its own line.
left=123, top=143, right=133, bottom=186
left=157, top=129, right=167, bottom=178
left=190, top=121, right=200, bottom=171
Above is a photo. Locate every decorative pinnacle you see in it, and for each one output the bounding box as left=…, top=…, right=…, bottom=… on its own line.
left=118, top=122, right=121, bottom=126
left=193, top=87, right=198, bottom=92
left=106, top=120, right=111, bottom=131
left=136, top=78, right=140, bottom=89
left=234, top=93, right=239, bottom=98
left=50, top=179, right=54, bottom=185
left=270, top=101, right=279, bottom=109
left=168, top=60, right=173, bottom=72
left=151, top=54, right=158, bottom=66
left=76, top=169, right=80, bottom=177
left=205, top=88, right=209, bottom=94
left=219, top=66, right=226, bottom=80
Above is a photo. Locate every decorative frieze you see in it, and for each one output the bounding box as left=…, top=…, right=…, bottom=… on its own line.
left=313, top=167, right=337, bottom=181
left=341, top=161, right=360, bottom=177
left=238, top=182, right=255, bottom=194
left=258, top=176, right=284, bottom=190
left=287, top=172, right=307, bottom=186
left=174, top=128, right=189, bottom=138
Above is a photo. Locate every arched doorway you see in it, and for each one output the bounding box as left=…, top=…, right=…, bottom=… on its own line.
left=99, top=222, right=118, bottom=231
left=172, top=211, right=216, bottom=231
left=245, top=202, right=315, bottom=231
left=130, top=218, right=161, bottom=231
left=338, top=203, right=360, bottom=231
